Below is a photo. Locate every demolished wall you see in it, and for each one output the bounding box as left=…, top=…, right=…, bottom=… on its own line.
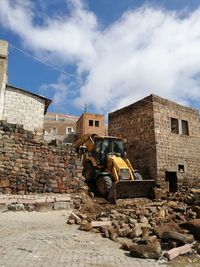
left=0, top=121, right=85, bottom=194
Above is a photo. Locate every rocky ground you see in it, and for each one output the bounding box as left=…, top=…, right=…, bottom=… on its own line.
left=68, top=187, right=200, bottom=263
left=0, top=210, right=168, bottom=267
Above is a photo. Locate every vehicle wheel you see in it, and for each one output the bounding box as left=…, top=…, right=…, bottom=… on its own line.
left=84, top=162, right=95, bottom=182
left=96, top=176, right=112, bottom=197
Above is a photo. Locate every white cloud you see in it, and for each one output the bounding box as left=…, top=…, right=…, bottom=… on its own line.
left=40, top=74, right=70, bottom=106
left=1, top=0, right=200, bottom=113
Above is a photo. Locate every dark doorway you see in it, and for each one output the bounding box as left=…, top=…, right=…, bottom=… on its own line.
left=165, top=172, right=178, bottom=192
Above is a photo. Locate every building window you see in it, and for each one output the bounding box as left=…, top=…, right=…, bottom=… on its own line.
left=171, top=118, right=179, bottom=134
left=178, top=164, right=185, bottom=173
left=66, top=127, right=73, bottom=134
left=181, top=120, right=189, bottom=135
left=89, top=120, right=93, bottom=126
left=51, top=127, right=57, bottom=135
left=95, top=120, right=99, bottom=127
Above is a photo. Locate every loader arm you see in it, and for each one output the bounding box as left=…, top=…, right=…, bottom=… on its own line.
left=73, top=134, right=95, bottom=151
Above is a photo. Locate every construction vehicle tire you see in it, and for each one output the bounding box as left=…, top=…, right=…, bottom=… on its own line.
left=84, top=161, right=95, bottom=182
left=96, top=176, right=112, bottom=197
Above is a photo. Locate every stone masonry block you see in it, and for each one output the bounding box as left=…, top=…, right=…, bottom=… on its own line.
left=53, top=201, right=71, bottom=210
left=17, top=199, right=36, bottom=205
left=35, top=198, right=47, bottom=203
left=0, top=204, right=8, bottom=212
left=35, top=202, right=53, bottom=212
left=55, top=196, right=71, bottom=202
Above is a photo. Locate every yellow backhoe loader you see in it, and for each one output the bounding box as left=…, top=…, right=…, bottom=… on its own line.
left=74, top=134, right=156, bottom=202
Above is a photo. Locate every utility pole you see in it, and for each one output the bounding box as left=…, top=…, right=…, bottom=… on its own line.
left=84, top=104, right=87, bottom=113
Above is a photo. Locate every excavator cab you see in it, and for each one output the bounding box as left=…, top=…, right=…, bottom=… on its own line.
left=92, top=137, right=124, bottom=165
left=74, top=134, right=156, bottom=202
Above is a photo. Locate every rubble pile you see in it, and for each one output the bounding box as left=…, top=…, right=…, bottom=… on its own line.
left=68, top=188, right=200, bottom=261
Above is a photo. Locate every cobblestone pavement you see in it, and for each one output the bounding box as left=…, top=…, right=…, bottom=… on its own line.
left=0, top=211, right=169, bottom=267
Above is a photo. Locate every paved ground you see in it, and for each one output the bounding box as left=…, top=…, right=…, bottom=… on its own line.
left=0, top=211, right=168, bottom=267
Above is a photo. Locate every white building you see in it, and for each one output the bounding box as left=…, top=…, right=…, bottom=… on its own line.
left=0, top=40, right=51, bottom=132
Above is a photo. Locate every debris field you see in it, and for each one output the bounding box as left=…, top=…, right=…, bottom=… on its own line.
left=68, top=188, right=200, bottom=262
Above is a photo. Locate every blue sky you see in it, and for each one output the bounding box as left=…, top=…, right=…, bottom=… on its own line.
left=0, top=0, right=200, bottom=116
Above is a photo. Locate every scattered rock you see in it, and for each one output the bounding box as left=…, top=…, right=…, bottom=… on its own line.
left=100, top=226, right=110, bottom=238
left=121, top=240, right=133, bottom=251
left=129, top=224, right=143, bottom=238
left=118, top=225, right=131, bottom=237
left=67, top=219, right=76, bottom=225
left=69, top=212, right=82, bottom=224
left=163, top=243, right=193, bottom=261
left=139, top=216, right=148, bottom=223
left=91, top=220, right=111, bottom=228
left=130, top=240, right=162, bottom=259
left=155, top=222, right=181, bottom=238
left=182, top=219, right=200, bottom=241
left=79, top=220, right=93, bottom=231
left=161, top=231, right=194, bottom=244
left=196, top=243, right=200, bottom=254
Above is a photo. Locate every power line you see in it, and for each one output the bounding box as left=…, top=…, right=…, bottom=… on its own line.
left=9, top=43, right=83, bottom=81
left=8, top=43, right=162, bottom=107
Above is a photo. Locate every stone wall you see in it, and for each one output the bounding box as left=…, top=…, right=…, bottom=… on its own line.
left=153, top=95, right=200, bottom=188
left=0, top=121, right=85, bottom=194
left=108, top=95, right=157, bottom=180
left=2, top=85, right=45, bottom=132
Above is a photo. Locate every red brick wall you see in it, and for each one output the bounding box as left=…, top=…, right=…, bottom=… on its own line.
left=77, top=113, right=106, bottom=138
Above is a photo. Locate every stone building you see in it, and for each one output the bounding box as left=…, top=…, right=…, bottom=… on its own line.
left=0, top=40, right=51, bottom=132
left=43, top=112, right=78, bottom=142
left=76, top=112, right=106, bottom=138
left=109, top=94, right=200, bottom=191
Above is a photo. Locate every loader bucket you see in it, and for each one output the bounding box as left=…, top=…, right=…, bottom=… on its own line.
left=107, top=180, right=156, bottom=203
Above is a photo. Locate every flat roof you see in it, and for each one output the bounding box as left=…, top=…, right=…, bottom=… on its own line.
left=109, top=94, right=199, bottom=117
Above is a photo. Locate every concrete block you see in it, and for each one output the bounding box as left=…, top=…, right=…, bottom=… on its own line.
left=17, top=199, right=35, bottom=204
left=179, top=244, right=192, bottom=255
left=163, top=244, right=192, bottom=261
left=35, top=198, right=47, bottom=203
left=46, top=197, right=55, bottom=203
left=35, top=202, right=53, bottom=212
left=55, top=196, right=71, bottom=202
left=0, top=204, right=8, bottom=212
left=53, top=201, right=71, bottom=210
left=6, top=199, right=17, bottom=204
left=0, top=199, right=7, bottom=204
